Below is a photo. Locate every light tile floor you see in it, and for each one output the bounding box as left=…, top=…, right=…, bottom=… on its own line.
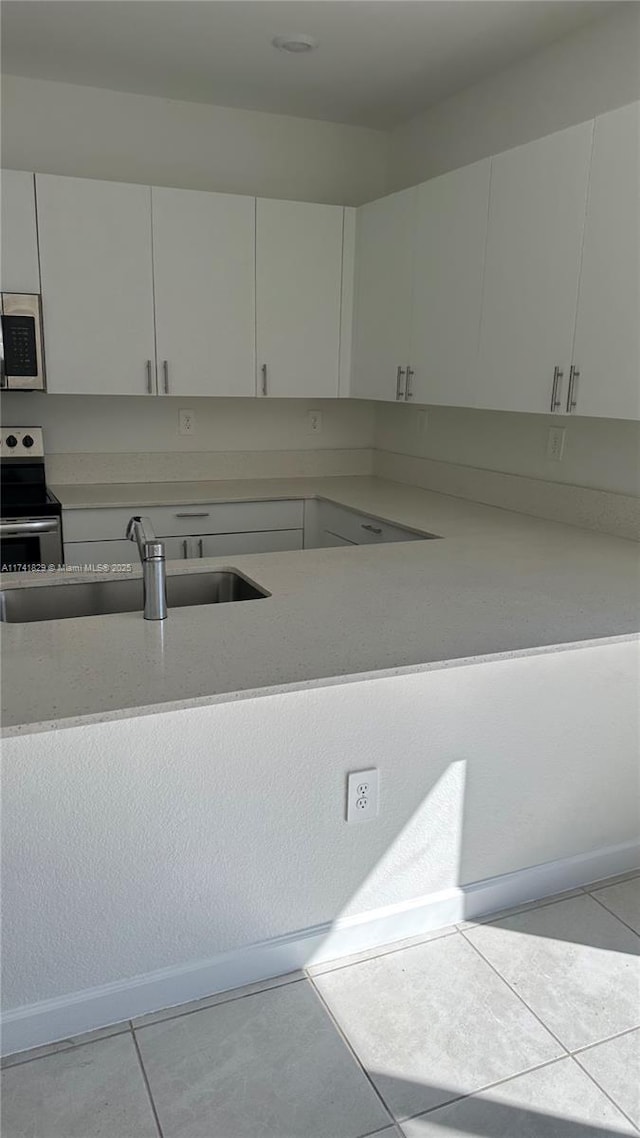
left=3, top=873, right=639, bottom=1138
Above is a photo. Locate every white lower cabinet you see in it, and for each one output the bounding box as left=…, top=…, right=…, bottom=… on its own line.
left=63, top=500, right=304, bottom=569
left=304, top=500, right=434, bottom=549
left=64, top=539, right=136, bottom=569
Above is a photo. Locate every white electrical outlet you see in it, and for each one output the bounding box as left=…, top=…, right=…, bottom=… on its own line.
left=547, top=426, right=566, bottom=461
left=307, top=410, right=322, bottom=435
left=346, top=769, right=379, bottom=823
left=179, top=409, right=195, bottom=436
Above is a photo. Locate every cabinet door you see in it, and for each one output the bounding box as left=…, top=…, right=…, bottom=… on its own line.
left=64, top=539, right=138, bottom=568
left=152, top=187, right=255, bottom=397
left=475, top=122, right=593, bottom=414
left=36, top=175, right=156, bottom=396
left=200, top=530, right=303, bottom=556
left=255, top=199, right=343, bottom=398
left=571, top=102, right=640, bottom=420
left=351, top=187, right=417, bottom=401
left=1, top=170, right=40, bottom=292
left=410, top=160, right=491, bottom=408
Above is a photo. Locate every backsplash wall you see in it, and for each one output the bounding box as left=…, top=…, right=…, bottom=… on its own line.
left=375, top=403, right=640, bottom=499
left=2, top=394, right=376, bottom=483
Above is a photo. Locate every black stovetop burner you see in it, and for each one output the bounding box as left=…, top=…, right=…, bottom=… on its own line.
left=0, top=427, right=62, bottom=519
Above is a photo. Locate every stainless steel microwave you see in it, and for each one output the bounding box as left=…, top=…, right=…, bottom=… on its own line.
left=0, top=293, right=46, bottom=390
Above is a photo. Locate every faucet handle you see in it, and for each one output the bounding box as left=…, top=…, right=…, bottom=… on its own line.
left=125, top=515, right=141, bottom=541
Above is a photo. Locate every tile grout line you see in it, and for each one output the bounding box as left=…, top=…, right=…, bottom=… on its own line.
left=456, top=888, right=591, bottom=931
left=130, top=1022, right=166, bottom=1138
left=309, top=937, right=573, bottom=1133
left=583, top=872, right=640, bottom=894
left=305, top=926, right=458, bottom=978
left=571, top=1023, right=640, bottom=1057
left=587, top=890, right=640, bottom=941
left=0, top=1023, right=132, bottom=1071
left=306, top=972, right=397, bottom=1135
left=132, top=973, right=306, bottom=1033
left=570, top=1051, right=640, bottom=1135
left=459, top=927, right=571, bottom=1057
left=394, top=1054, right=579, bottom=1127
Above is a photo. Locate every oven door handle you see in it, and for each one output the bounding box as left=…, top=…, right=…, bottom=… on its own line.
left=0, top=519, right=60, bottom=536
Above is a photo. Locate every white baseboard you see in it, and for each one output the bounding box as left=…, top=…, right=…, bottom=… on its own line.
left=3, top=838, right=638, bottom=1057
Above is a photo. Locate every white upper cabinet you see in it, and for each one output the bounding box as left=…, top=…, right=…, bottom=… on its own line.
left=475, top=121, right=593, bottom=415
left=409, top=160, right=491, bottom=408
left=1, top=170, right=40, bottom=293
left=570, top=102, right=640, bottom=421
left=351, top=187, right=417, bottom=401
left=152, top=187, right=255, bottom=398
left=36, top=174, right=156, bottom=396
left=255, top=198, right=344, bottom=398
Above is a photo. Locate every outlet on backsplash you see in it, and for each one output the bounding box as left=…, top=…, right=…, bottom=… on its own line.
left=179, top=409, right=195, bottom=436
left=547, top=426, right=566, bottom=461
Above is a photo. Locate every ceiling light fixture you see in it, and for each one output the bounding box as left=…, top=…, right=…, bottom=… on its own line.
left=272, top=33, right=318, bottom=54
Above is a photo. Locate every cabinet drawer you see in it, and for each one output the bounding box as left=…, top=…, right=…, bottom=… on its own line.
left=316, top=501, right=426, bottom=545
left=63, top=500, right=304, bottom=542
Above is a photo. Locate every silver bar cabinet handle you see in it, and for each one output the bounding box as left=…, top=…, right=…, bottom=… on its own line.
left=198, top=538, right=204, bottom=557
left=550, top=365, right=563, bottom=411
left=146, top=359, right=153, bottom=394
left=182, top=539, right=188, bottom=558
left=261, top=364, right=268, bottom=396
left=163, top=360, right=169, bottom=394
left=361, top=523, right=383, bottom=535
left=405, top=366, right=414, bottom=400
left=566, top=365, right=579, bottom=413
left=175, top=512, right=210, bottom=519
left=395, top=366, right=406, bottom=401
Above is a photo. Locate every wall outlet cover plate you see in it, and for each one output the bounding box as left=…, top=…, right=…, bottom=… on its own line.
left=346, top=768, right=379, bottom=823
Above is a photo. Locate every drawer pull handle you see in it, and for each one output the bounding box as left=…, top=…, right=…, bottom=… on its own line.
left=198, top=538, right=204, bottom=557
left=182, top=539, right=188, bottom=558
left=175, top=512, right=210, bottom=518
left=550, top=365, right=563, bottom=411
left=361, top=523, right=383, bottom=535
left=566, top=365, right=580, bottom=413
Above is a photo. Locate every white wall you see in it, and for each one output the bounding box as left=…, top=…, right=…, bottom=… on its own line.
left=375, top=404, right=640, bottom=498
left=388, top=5, right=640, bottom=188
left=0, top=74, right=389, bottom=206
left=2, top=641, right=638, bottom=1015
left=2, top=393, right=374, bottom=455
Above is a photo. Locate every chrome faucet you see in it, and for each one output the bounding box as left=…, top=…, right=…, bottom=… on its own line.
left=126, top=516, right=167, bottom=620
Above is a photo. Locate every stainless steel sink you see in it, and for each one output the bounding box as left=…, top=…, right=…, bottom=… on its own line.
left=0, top=571, right=269, bottom=623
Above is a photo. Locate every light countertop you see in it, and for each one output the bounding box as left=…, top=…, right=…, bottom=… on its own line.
left=2, top=476, right=639, bottom=736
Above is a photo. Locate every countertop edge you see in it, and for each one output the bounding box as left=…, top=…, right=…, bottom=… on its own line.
left=3, top=632, right=637, bottom=740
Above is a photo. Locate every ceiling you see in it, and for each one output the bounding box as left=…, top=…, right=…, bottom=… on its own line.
left=1, top=1, right=615, bottom=130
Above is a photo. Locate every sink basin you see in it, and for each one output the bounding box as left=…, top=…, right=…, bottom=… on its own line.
left=0, top=571, right=269, bottom=623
